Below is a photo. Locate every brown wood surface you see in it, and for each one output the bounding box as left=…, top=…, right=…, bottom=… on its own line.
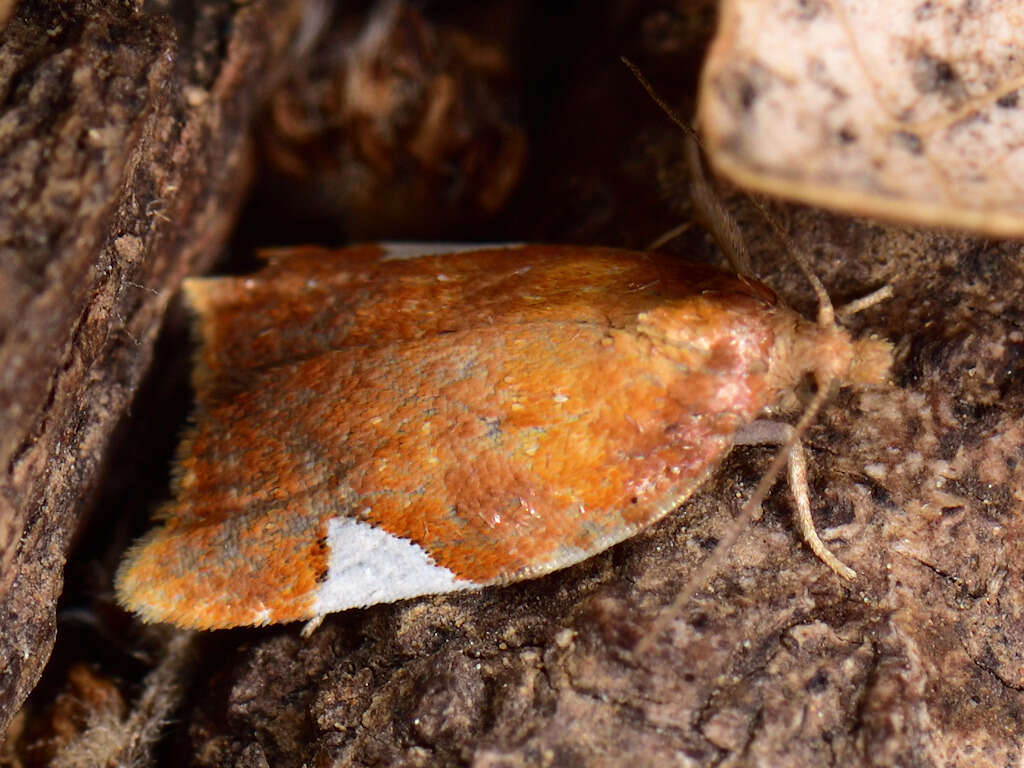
left=0, top=0, right=303, bottom=736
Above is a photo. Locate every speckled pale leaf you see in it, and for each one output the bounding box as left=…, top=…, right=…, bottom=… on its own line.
left=699, top=0, right=1024, bottom=235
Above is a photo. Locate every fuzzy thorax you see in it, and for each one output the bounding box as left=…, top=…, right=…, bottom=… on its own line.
left=768, top=308, right=893, bottom=395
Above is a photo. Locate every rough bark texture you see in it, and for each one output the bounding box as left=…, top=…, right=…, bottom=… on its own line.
left=6, top=1, right=1024, bottom=767
left=0, top=0, right=304, bottom=738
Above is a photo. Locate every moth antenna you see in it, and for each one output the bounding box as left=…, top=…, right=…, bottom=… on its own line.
left=623, top=58, right=753, bottom=275
left=745, top=195, right=835, bottom=329
left=683, top=131, right=754, bottom=276
left=633, top=382, right=834, bottom=658
left=621, top=57, right=693, bottom=140
left=623, top=58, right=832, bottom=313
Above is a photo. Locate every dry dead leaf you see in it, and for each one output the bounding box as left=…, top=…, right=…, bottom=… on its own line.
left=0, top=0, right=16, bottom=30
left=699, top=0, right=1024, bottom=236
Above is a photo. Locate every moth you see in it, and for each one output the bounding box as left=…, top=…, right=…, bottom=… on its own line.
left=115, top=242, right=892, bottom=631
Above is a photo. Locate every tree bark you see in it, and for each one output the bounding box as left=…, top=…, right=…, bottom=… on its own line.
left=0, top=0, right=302, bottom=735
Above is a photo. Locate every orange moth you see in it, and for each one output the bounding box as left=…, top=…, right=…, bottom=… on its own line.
left=115, top=242, right=892, bottom=631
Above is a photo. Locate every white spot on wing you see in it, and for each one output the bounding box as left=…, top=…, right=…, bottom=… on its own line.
left=313, top=517, right=478, bottom=616
left=379, top=242, right=525, bottom=261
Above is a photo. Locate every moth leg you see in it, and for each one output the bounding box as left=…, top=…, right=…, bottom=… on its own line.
left=835, top=284, right=893, bottom=320
left=735, top=420, right=857, bottom=580
left=301, top=614, right=325, bottom=637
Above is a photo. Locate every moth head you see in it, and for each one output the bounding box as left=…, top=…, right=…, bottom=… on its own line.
left=768, top=304, right=893, bottom=402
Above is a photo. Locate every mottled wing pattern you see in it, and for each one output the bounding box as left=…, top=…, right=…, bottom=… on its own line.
left=117, top=246, right=784, bottom=629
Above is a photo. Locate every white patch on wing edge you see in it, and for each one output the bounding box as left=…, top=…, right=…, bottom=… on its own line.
left=313, top=517, right=479, bottom=616
left=379, top=242, right=525, bottom=261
